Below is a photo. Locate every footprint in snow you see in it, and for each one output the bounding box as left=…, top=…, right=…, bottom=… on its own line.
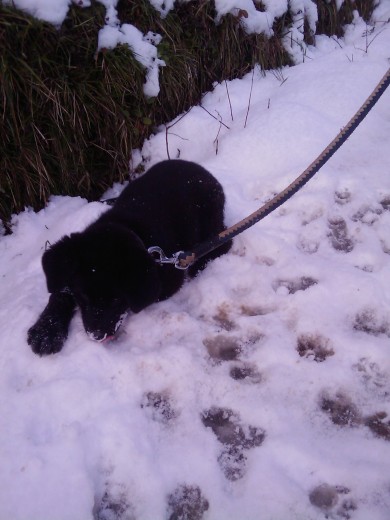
left=95, top=481, right=211, bottom=520
left=229, top=363, right=262, bottom=384
left=201, top=407, right=265, bottom=481
left=334, top=188, right=352, bottom=206
left=212, top=305, right=236, bottom=331
left=240, top=304, right=275, bottom=317
left=320, top=391, right=361, bottom=427
left=203, top=320, right=263, bottom=383
left=203, top=331, right=263, bottom=363
left=203, top=335, right=241, bottom=361
left=351, top=205, right=382, bottom=226
left=297, top=333, right=334, bottom=362
left=141, top=391, right=178, bottom=424
left=298, top=236, right=320, bottom=254
left=166, top=484, right=209, bottom=520
left=352, top=357, right=389, bottom=399
left=364, top=412, right=390, bottom=441
left=327, top=217, right=354, bottom=253
left=320, top=391, right=390, bottom=441
left=309, top=483, right=357, bottom=519
left=353, top=308, right=390, bottom=337
left=380, top=195, right=390, bottom=211
left=210, top=302, right=276, bottom=332
left=273, top=276, right=318, bottom=295
left=94, top=482, right=135, bottom=520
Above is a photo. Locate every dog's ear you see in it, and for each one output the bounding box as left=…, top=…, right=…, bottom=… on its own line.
left=42, top=235, right=77, bottom=293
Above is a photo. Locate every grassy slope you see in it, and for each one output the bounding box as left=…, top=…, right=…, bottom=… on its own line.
left=0, top=0, right=376, bottom=228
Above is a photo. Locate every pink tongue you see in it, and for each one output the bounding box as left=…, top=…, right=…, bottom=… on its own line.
left=101, top=335, right=115, bottom=343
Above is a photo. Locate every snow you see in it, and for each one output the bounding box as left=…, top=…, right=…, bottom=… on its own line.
left=1, top=6, right=390, bottom=520
left=213, top=0, right=272, bottom=36
left=97, top=25, right=165, bottom=97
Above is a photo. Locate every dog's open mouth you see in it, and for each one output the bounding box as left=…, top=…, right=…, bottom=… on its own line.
left=87, top=332, right=115, bottom=343
left=87, top=312, right=128, bottom=343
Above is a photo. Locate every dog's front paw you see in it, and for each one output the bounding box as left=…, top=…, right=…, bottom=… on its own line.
left=28, top=292, right=76, bottom=356
left=28, top=316, right=67, bottom=355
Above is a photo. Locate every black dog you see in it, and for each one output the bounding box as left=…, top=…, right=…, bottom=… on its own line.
left=28, top=160, right=232, bottom=355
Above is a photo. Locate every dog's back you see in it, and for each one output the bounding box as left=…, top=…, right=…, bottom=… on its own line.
left=97, top=159, right=227, bottom=255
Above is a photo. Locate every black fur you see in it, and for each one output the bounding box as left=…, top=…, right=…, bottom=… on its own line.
left=28, top=160, right=232, bottom=355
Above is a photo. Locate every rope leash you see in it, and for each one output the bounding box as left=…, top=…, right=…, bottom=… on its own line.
left=150, top=67, right=390, bottom=270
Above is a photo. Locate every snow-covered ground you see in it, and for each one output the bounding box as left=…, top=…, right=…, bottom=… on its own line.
left=1, top=9, right=390, bottom=520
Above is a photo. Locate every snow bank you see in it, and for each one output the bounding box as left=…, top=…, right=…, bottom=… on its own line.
left=98, top=24, right=165, bottom=97
left=3, top=0, right=375, bottom=97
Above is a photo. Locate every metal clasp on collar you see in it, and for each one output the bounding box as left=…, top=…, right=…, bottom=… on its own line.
left=148, top=246, right=188, bottom=270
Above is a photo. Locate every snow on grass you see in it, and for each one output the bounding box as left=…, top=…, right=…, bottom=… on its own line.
left=97, top=24, right=165, bottom=97
left=0, top=0, right=331, bottom=96
left=1, top=11, right=390, bottom=520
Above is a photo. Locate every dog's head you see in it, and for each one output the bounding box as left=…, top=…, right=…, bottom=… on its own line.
left=42, top=225, right=161, bottom=341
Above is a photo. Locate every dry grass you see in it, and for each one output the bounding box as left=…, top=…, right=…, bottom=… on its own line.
left=0, top=0, right=378, bottom=228
left=316, top=0, right=377, bottom=37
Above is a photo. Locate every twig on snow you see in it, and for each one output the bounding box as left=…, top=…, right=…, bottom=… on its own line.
left=200, top=105, right=230, bottom=130
left=244, top=67, right=255, bottom=129
left=225, top=80, right=234, bottom=122
left=164, top=107, right=193, bottom=159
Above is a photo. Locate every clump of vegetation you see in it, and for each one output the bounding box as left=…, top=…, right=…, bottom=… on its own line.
left=0, top=4, right=147, bottom=228
left=0, top=0, right=378, bottom=228
left=316, top=0, right=378, bottom=37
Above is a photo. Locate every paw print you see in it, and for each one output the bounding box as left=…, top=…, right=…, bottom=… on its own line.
left=328, top=217, right=354, bottom=253
left=309, top=483, right=357, bottom=519
left=203, top=335, right=241, bottom=361
left=273, top=276, right=318, bottom=295
left=353, top=308, right=390, bottom=337
left=320, top=392, right=361, bottom=427
left=94, top=483, right=135, bottom=520
left=201, top=407, right=265, bottom=481
left=297, top=334, right=334, bottom=362
left=166, top=484, right=209, bottom=520
left=141, top=391, right=178, bottom=424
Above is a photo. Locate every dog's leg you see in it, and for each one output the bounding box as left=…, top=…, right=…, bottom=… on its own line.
left=27, top=292, right=76, bottom=356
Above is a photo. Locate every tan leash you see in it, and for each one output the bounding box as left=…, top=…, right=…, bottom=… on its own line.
left=149, top=67, right=390, bottom=270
